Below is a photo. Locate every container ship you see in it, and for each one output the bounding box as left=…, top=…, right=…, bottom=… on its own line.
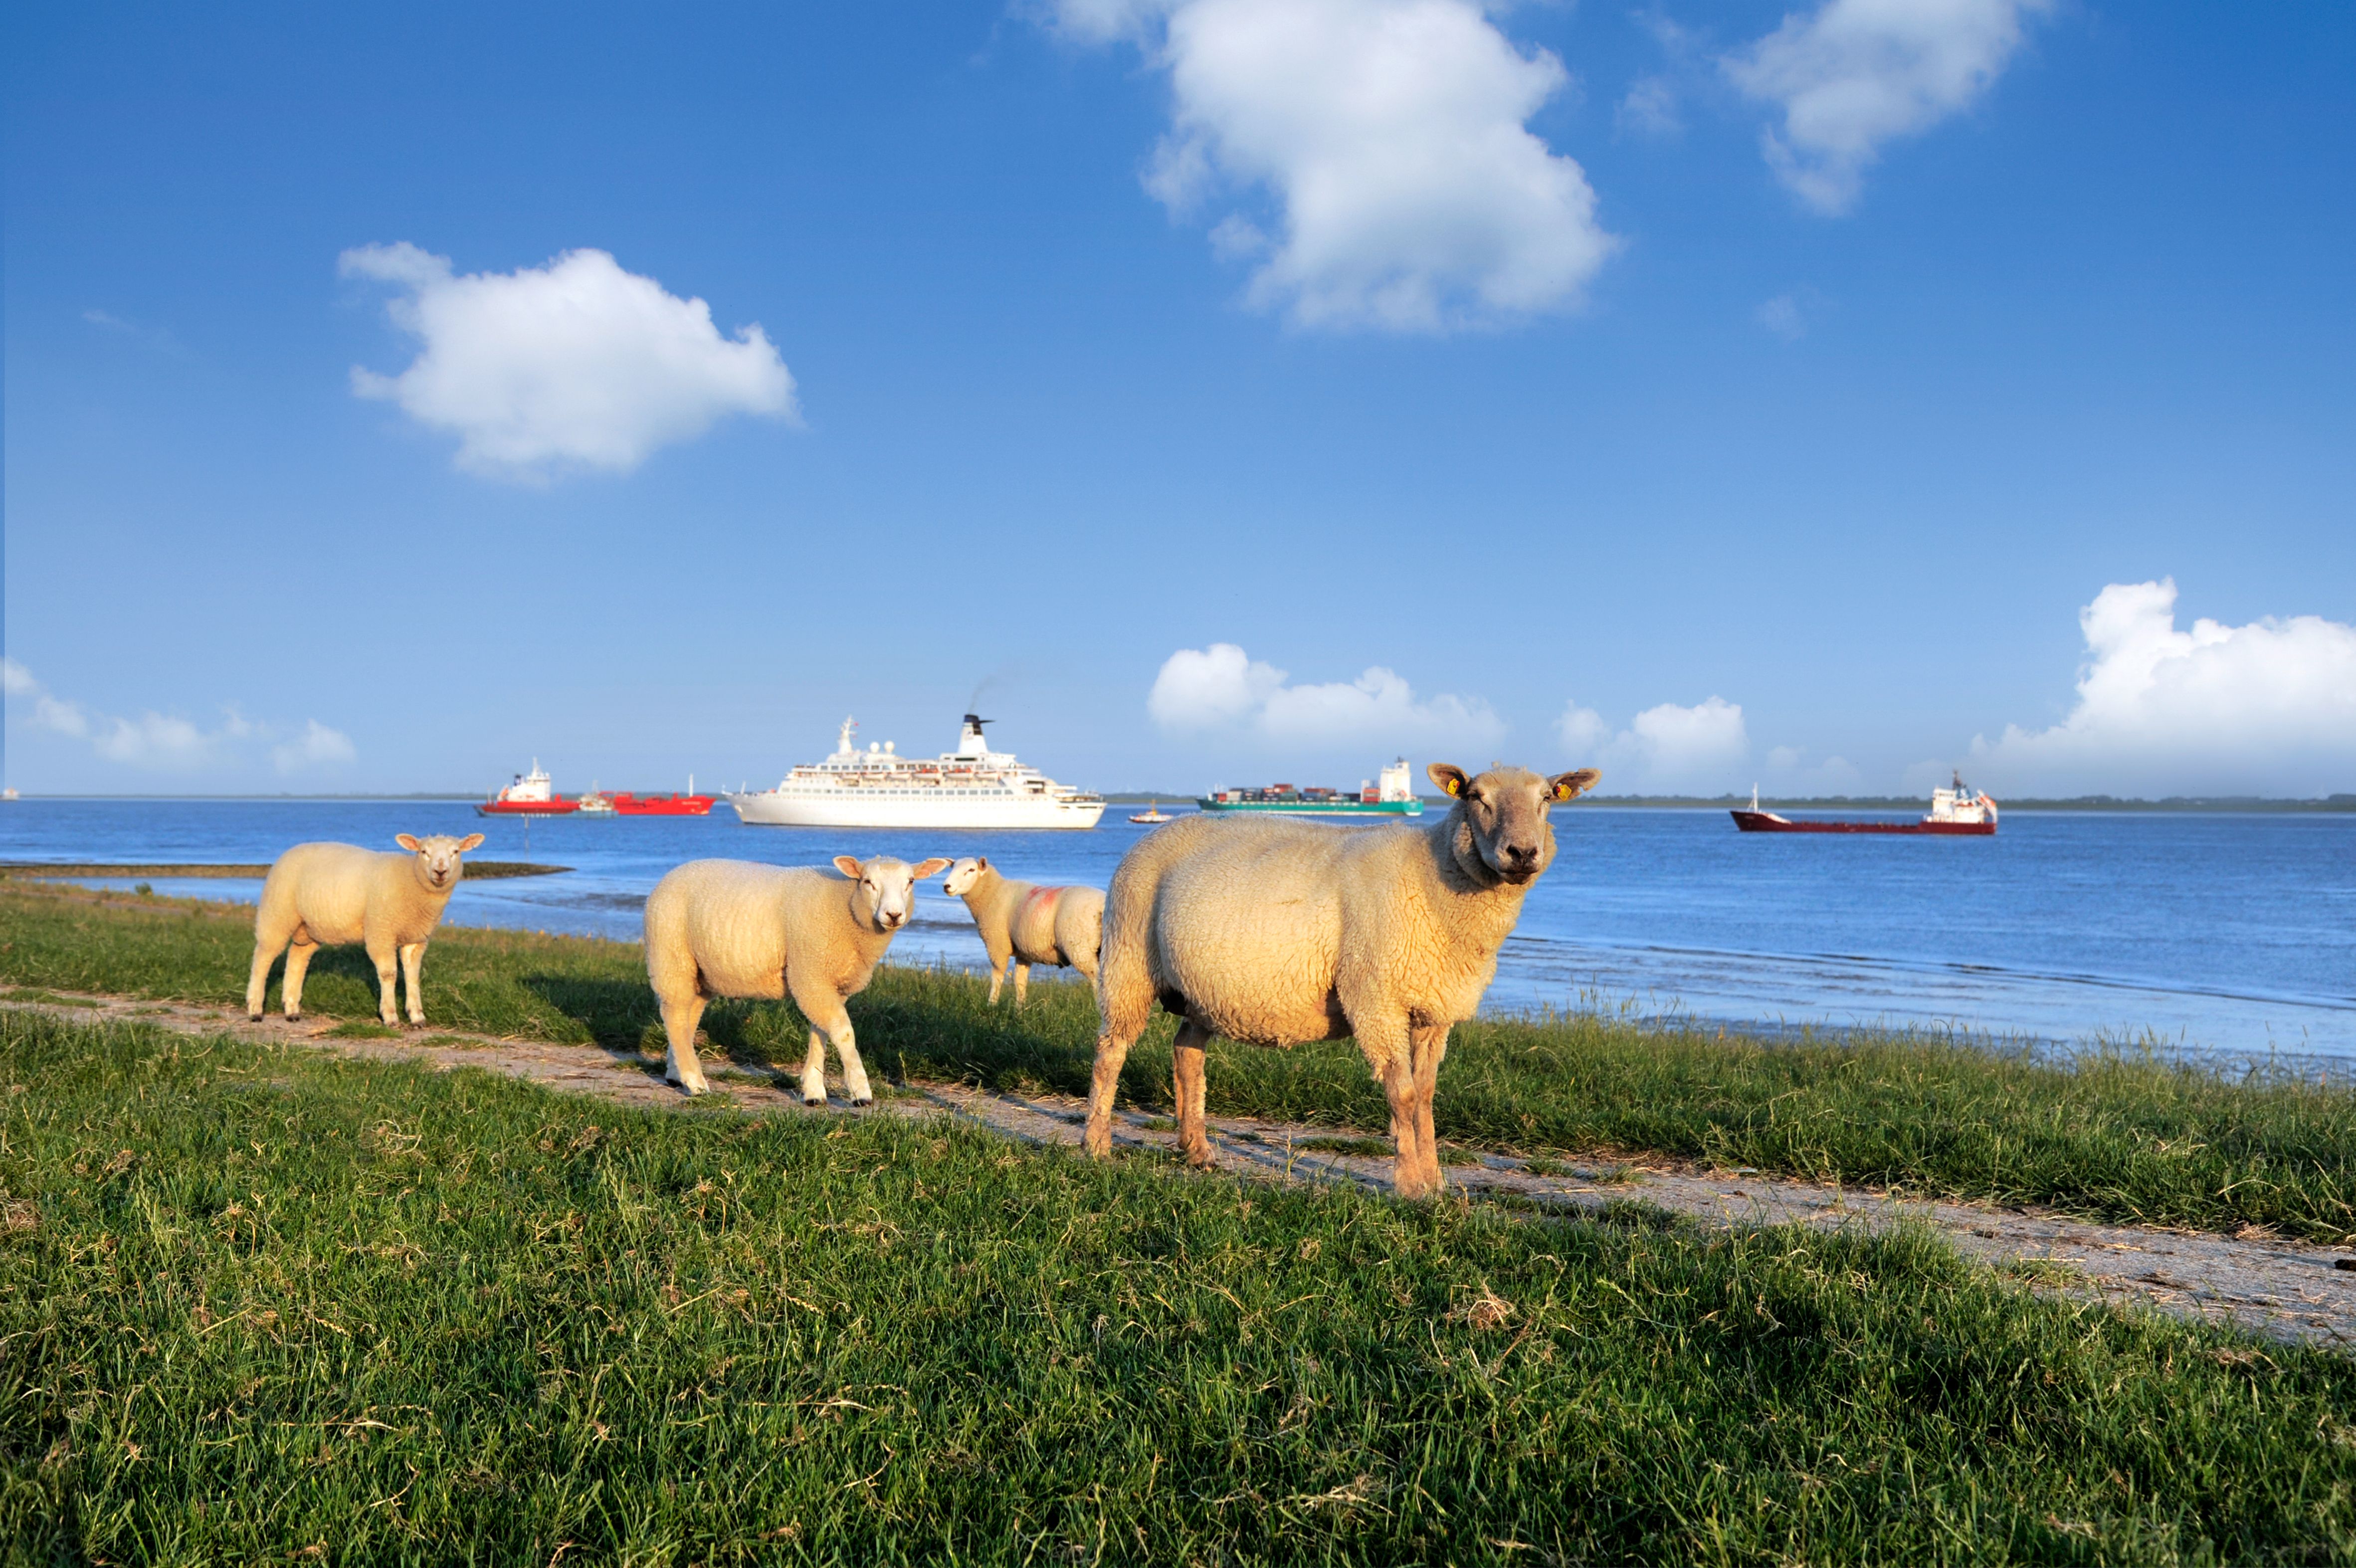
left=1730, top=775, right=1998, bottom=836
left=727, top=716, right=1106, bottom=830
left=1199, top=759, right=1424, bottom=818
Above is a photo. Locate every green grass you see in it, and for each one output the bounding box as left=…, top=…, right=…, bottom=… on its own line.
left=7, top=1007, right=2356, bottom=1565
left=321, top=1019, right=404, bottom=1040
left=10, top=881, right=2356, bottom=1242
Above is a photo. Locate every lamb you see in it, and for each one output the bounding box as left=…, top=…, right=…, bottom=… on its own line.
left=1085, top=762, right=1599, bottom=1197
left=245, top=833, right=487, bottom=1026
left=941, top=857, right=1105, bottom=1007
left=643, top=854, right=950, bottom=1103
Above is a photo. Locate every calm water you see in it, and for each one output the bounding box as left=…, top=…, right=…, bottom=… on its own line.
left=4, top=799, right=2352, bottom=1061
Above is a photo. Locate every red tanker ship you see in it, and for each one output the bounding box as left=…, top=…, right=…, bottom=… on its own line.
left=610, top=777, right=716, bottom=816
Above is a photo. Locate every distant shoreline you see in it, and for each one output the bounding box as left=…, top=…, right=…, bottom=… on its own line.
left=3, top=791, right=2351, bottom=813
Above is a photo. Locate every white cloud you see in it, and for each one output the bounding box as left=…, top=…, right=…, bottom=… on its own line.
left=1616, top=76, right=1682, bottom=139
left=342, top=243, right=797, bottom=480
left=1558, top=695, right=1751, bottom=793
left=273, top=719, right=358, bottom=774
left=3, top=661, right=355, bottom=776
left=1723, top=0, right=2048, bottom=214
left=1764, top=744, right=1863, bottom=791
left=1966, top=580, right=2356, bottom=797
left=1047, top=0, right=1617, bottom=331
left=1757, top=293, right=1806, bottom=341
left=1151, top=642, right=1505, bottom=751
left=1149, top=643, right=1287, bottom=729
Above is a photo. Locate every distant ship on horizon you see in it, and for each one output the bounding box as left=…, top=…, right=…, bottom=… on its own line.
left=478, top=763, right=714, bottom=817
left=727, top=715, right=1106, bottom=830
left=1199, top=758, right=1425, bottom=818
left=1731, top=773, right=1999, bottom=836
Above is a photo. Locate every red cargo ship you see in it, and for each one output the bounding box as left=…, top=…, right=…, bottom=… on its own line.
left=477, top=761, right=579, bottom=817
left=610, top=779, right=716, bottom=817
left=1731, top=774, right=1998, bottom=836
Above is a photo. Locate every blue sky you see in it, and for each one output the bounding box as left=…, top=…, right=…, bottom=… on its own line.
left=4, top=0, right=2352, bottom=798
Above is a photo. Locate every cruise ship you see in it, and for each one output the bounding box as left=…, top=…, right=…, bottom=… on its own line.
left=727, top=716, right=1107, bottom=830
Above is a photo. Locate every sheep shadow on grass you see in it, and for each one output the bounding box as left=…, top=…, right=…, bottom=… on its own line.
left=245, top=945, right=402, bottom=1021
left=517, top=975, right=662, bottom=1053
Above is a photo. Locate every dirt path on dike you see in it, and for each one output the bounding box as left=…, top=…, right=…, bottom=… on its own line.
left=12, top=985, right=2356, bottom=1351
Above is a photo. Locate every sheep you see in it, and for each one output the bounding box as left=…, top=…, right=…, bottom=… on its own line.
left=245, top=833, right=487, bottom=1026
left=643, top=854, right=950, bottom=1103
left=1084, top=762, right=1599, bottom=1197
left=941, top=857, right=1105, bottom=1008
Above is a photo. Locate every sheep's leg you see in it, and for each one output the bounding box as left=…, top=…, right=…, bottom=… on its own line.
left=1379, top=1059, right=1436, bottom=1198
left=659, top=994, right=710, bottom=1095
left=1355, top=1020, right=1432, bottom=1197
left=1171, top=1018, right=1215, bottom=1168
left=1013, top=962, right=1031, bottom=1010
left=365, top=936, right=403, bottom=1026
left=399, top=943, right=427, bottom=1026
left=1410, top=1023, right=1452, bottom=1194
left=246, top=931, right=289, bottom=1021
left=986, top=948, right=1010, bottom=1006
left=798, top=1030, right=830, bottom=1105
left=1083, top=1023, right=1142, bottom=1159
left=281, top=939, right=320, bottom=1021
left=798, top=996, right=870, bottom=1107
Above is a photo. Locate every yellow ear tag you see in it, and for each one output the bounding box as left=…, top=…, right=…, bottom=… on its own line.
left=1446, top=777, right=1463, bottom=795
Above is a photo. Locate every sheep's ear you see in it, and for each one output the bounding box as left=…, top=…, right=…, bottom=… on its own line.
left=911, top=857, right=952, bottom=879
left=833, top=855, right=864, bottom=880
left=976, top=857, right=988, bottom=871
left=1548, top=768, right=1601, bottom=802
left=458, top=833, right=486, bottom=852
left=395, top=834, right=423, bottom=853
left=1427, top=764, right=1470, bottom=797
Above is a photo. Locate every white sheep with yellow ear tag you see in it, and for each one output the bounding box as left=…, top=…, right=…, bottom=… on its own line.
left=1085, top=761, right=1599, bottom=1197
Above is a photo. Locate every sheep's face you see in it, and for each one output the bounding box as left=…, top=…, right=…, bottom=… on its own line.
left=394, top=832, right=486, bottom=893
left=1428, top=764, right=1600, bottom=887
left=833, top=854, right=953, bottom=933
left=942, top=857, right=988, bottom=899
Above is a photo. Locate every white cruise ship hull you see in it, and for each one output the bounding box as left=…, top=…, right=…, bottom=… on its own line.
left=728, top=790, right=1105, bottom=830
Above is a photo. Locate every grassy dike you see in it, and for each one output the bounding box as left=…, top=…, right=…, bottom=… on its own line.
left=7, top=1006, right=2356, bottom=1564
left=7, top=881, right=2356, bottom=1242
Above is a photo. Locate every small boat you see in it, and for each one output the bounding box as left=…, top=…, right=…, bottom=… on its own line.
left=1731, top=774, right=1998, bottom=836
left=477, top=760, right=580, bottom=817
left=1129, top=801, right=1173, bottom=824
left=576, top=786, right=618, bottom=817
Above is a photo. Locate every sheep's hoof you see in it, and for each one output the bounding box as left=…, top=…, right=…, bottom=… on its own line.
left=1184, top=1146, right=1219, bottom=1170
left=248, top=1013, right=262, bottom=1022
left=675, top=1080, right=708, bottom=1097
left=285, top=1012, right=301, bottom=1023
left=802, top=1094, right=827, bottom=1108
left=850, top=1095, right=873, bottom=1108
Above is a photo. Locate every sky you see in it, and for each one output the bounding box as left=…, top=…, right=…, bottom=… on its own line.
left=4, top=0, right=2352, bottom=799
